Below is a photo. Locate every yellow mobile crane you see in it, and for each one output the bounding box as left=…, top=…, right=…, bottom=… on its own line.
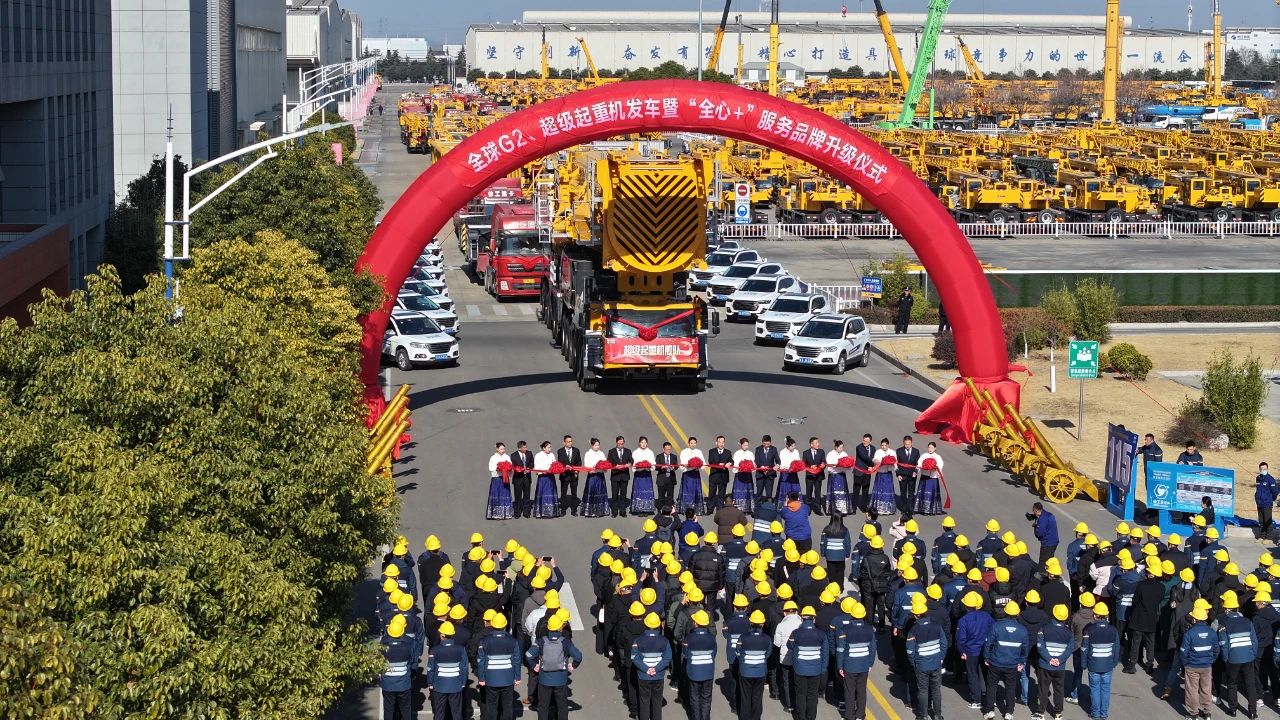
left=871, top=0, right=911, bottom=94
left=576, top=37, right=602, bottom=85
left=540, top=27, right=550, bottom=81
left=956, top=36, right=988, bottom=88
left=706, top=0, right=734, bottom=74
left=1100, top=0, right=1120, bottom=124
left=541, top=153, right=718, bottom=392
left=768, top=0, right=781, bottom=97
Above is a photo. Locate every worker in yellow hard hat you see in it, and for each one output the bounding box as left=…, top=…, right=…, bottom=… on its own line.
left=380, top=611, right=415, bottom=714
left=527, top=610, right=582, bottom=716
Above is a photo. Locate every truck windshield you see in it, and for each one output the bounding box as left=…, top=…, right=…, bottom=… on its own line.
left=770, top=298, right=811, bottom=313
left=399, top=294, right=442, bottom=311
left=498, top=230, right=543, bottom=255
left=395, top=315, right=442, bottom=336
left=707, top=252, right=735, bottom=266
left=741, top=278, right=779, bottom=293
left=723, top=265, right=758, bottom=278
left=797, top=321, right=844, bottom=339
left=606, top=309, right=696, bottom=339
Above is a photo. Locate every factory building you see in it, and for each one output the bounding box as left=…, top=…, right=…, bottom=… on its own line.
left=467, top=10, right=1207, bottom=79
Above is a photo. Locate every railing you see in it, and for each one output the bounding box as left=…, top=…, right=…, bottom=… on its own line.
left=810, top=284, right=864, bottom=311
left=717, top=220, right=1280, bottom=240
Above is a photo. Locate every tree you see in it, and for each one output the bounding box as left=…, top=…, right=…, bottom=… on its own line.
left=0, top=234, right=398, bottom=716
left=1116, top=75, right=1154, bottom=123
left=102, top=156, right=188, bottom=293
left=455, top=48, right=467, bottom=77
left=995, top=82, right=1040, bottom=121
left=1200, top=349, right=1269, bottom=448
left=1048, top=75, right=1091, bottom=119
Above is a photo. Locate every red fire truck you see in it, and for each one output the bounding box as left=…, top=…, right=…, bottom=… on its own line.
left=476, top=203, right=549, bottom=300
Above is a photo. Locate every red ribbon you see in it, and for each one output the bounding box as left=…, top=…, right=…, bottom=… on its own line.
left=497, top=460, right=513, bottom=484
left=787, top=460, right=806, bottom=474
left=686, top=457, right=704, bottom=470
left=634, top=460, right=653, bottom=470
left=836, top=457, right=856, bottom=469
left=806, top=464, right=826, bottom=474
left=736, top=460, right=757, bottom=473
left=594, top=460, right=613, bottom=471
left=610, top=308, right=698, bottom=342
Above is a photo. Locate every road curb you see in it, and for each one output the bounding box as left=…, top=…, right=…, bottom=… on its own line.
left=870, top=344, right=948, bottom=394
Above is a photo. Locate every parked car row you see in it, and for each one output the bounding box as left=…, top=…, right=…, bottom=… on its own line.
left=382, top=242, right=462, bottom=371
left=701, top=239, right=871, bottom=375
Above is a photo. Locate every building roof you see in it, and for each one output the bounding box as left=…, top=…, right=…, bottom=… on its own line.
left=468, top=21, right=1199, bottom=38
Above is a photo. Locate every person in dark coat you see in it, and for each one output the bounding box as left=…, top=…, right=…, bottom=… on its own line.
left=852, top=435, right=876, bottom=513
left=893, top=288, right=914, bottom=334
left=609, top=436, right=634, bottom=518
left=511, top=442, right=534, bottom=518
left=1127, top=567, right=1167, bottom=673
left=556, top=435, right=583, bottom=516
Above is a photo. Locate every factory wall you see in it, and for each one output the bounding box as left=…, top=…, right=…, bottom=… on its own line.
left=466, top=28, right=1207, bottom=78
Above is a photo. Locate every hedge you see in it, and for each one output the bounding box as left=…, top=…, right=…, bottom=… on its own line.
left=844, top=305, right=1280, bottom=325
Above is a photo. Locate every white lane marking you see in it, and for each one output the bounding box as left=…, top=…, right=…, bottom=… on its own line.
left=466, top=305, right=481, bottom=316
left=492, top=305, right=509, bottom=316
left=519, top=304, right=536, bottom=316
left=558, top=582, right=587, bottom=632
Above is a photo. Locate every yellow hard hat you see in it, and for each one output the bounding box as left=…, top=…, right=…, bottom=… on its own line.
left=1129, top=528, right=1143, bottom=539
left=630, top=601, right=646, bottom=617
left=425, top=534, right=442, bottom=551
left=397, top=594, right=414, bottom=612
left=966, top=568, right=982, bottom=581
left=902, top=567, right=919, bottom=582
left=469, top=532, right=485, bottom=545
left=1148, top=564, right=1164, bottom=579
left=547, top=614, right=565, bottom=632
left=901, top=544, right=917, bottom=557
left=863, top=525, right=878, bottom=539
left=1117, top=548, right=1133, bottom=563
left=665, top=560, right=682, bottom=575
left=484, top=609, right=497, bottom=622
left=388, top=621, right=405, bottom=638
left=745, top=540, right=760, bottom=555
left=801, top=550, right=820, bottom=566
left=1222, top=590, right=1240, bottom=610
left=1141, top=544, right=1158, bottom=557
left=608, top=535, right=623, bottom=548
left=504, top=538, right=519, bottom=553
left=734, top=593, right=750, bottom=609
left=986, top=519, right=1000, bottom=532
left=687, top=587, right=705, bottom=603
left=620, top=569, right=638, bottom=586
left=954, top=534, right=969, bottom=547
left=942, top=516, right=956, bottom=529
left=389, top=589, right=405, bottom=606
left=1191, top=515, right=1207, bottom=528
left=1004, top=601, right=1021, bottom=617
left=777, top=583, right=794, bottom=600
left=783, top=600, right=799, bottom=611
left=557, top=608, right=571, bottom=622
left=963, top=591, right=983, bottom=609
left=947, top=555, right=965, bottom=572
left=480, top=558, right=496, bottom=573
left=733, top=523, right=746, bottom=537
left=1270, top=564, right=1280, bottom=578
left=1206, top=527, right=1220, bottom=540
left=1251, top=589, right=1269, bottom=603
left=384, top=563, right=401, bottom=578
left=530, top=576, right=547, bottom=590
left=1079, top=592, right=1096, bottom=608
left=643, top=519, right=658, bottom=533
left=598, top=552, right=615, bottom=567
left=995, top=567, right=1011, bottom=583
left=1194, top=598, right=1213, bottom=611
left=785, top=548, right=801, bottom=563
left=751, top=567, right=767, bottom=582
left=1053, top=604, right=1070, bottom=621
left=910, top=595, right=929, bottom=615
left=926, top=584, right=943, bottom=600
left=440, top=564, right=456, bottom=579
left=1001, top=531, right=1017, bottom=545
left=1005, top=543, right=1022, bottom=558
left=1044, top=558, right=1062, bottom=576
left=984, top=558, right=998, bottom=569
left=1119, top=557, right=1136, bottom=571
left=1025, top=589, right=1041, bottom=604
left=439, top=621, right=456, bottom=637
left=1168, top=533, right=1183, bottom=546
left=1074, top=522, right=1089, bottom=534
left=749, top=610, right=766, bottom=624
left=545, top=589, right=561, bottom=609
left=1190, top=607, right=1209, bottom=622
left=1161, top=560, right=1175, bottom=576
left=492, top=614, right=508, bottom=630
left=1147, top=525, right=1161, bottom=539
left=393, top=538, right=408, bottom=556
left=692, top=609, right=710, bottom=626
left=602, top=529, right=616, bottom=540
left=382, top=578, right=398, bottom=593
left=840, top=597, right=857, bottom=614
left=811, top=566, right=828, bottom=581
left=755, top=581, right=772, bottom=596
left=1116, top=522, right=1130, bottom=536
left=449, top=605, right=466, bottom=621
left=771, top=521, right=784, bottom=534
left=640, top=587, right=657, bottom=606
left=851, top=602, right=868, bottom=619
left=1262, top=552, right=1275, bottom=567
left=1246, top=574, right=1260, bottom=588
left=870, top=536, right=885, bottom=549
left=782, top=539, right=797, bottom=552
left=468, top=546, right=486, bottom=561
left=800, top=605, right=817, bottom=618
left=1084, top=533, right=1098, bottom=546
left=1094, top=602, right=1110, bottom=616
left=705, top=531, right=719, bottom=545
left=1180, top=567, right=1196, bottom=583
left=1098, top=540, right=1112, bottom=551
left=1225, top=562, right=1241, bottom=576
left=904, top=519, right=919, bottom=534
left=610, top=559, right=625, bottom=574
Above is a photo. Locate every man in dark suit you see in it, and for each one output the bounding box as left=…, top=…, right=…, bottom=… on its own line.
left=511, top=441, right=533, bottom=518
left=557, top=435, right=582, bottom=516
left=802, top=437, right=826, bottom=515
left=707, top=435, right=733, bottom=515
left=608, top=435, right=633, bottom=518
left=754, top=435, right=780, bottom=503
left=895, top=435, right=921, bottom=514
left=656, top=442, right=678, bottom=509
left=853, top=434, right=876, bottom=512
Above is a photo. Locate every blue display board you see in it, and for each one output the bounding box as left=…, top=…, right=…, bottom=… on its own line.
left=1105, top=423, right=1138, bottom=521
left=1145, top=461, right=1234, bottom=537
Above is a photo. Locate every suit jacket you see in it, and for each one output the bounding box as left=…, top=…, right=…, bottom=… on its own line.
left=896, top=447, right=921, bottom=479
left=802, top=448, right=826, bottom=478
left=511, top=450, right=532, bottom=478
left=656, top=452, right=678, bottom=481
left=854, top=444, right=877, bottom=478
left=556, top=447, right=582, bottom=477
left=708, top=448, right=733, bottom=480
left=608, top=447, right=633, bottom=480
left=754, top=445, right=780, bottom=478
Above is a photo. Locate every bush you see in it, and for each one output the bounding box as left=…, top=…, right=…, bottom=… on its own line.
left=1106, top=342, right=1153, bottom=380
left=1073, top=277, right=1120, bottom=342
left=931, top=330, right=957, bottom=367
left=1200, top=349, right=1269, bottom=448
left=1116, top=306, right=1280, bottom=323
left=1040, top=284, right=1079, bottom=341
left=1166, top=399, right=1225, bottom=448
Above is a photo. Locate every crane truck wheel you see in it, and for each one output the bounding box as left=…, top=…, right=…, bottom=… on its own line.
left=1270, top=209, right=1280, bottom=223
left=1037, top=210, right=1056, bottom=224
left=987, top=209, right=1011, bottom=224
left=1105, top=208, right=1125, bottom=224
left=820, top=208, right=842, bottom=225
left=1211, top=207, right=1231, bottom=223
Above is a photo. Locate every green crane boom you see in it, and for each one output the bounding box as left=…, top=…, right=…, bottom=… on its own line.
left=880, top=0, right=954, bottom=129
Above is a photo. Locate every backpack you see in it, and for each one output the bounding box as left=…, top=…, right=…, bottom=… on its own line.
left=539, top=636, right=567, bottom=672
left=655, top=518, right=675, bottom=545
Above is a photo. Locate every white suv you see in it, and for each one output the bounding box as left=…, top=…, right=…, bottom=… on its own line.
left=401, top=280, right=454, bottom=310
left=395, top=291, right=460, bottom=335
left=726, top=275, right=809, bottom=321
left=691, top=248, right=760, bottom=290
left=383, top=310, right=460, bottom=370
left=784, top=314, right=870, bottom=374
left=754, top=293, right=828, bottom=343
left=707, top=261, right=783, bottom=305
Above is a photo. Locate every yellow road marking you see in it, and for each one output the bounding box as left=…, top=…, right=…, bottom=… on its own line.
left=868, top=673, right=903, bottom=720
left=637, top=395, right=679, bottom=449
left=647, top=394, right=709, bottom=495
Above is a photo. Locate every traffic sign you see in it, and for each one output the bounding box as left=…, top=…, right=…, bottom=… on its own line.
left=860, top=275, right=883, bottom=298
left=733, top=182, right=751, bottom=224
left=1068, top=340, right=1100, bottom=379
left=734, top=182, right=750, bottom=198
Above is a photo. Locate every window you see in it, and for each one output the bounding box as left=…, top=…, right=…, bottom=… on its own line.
left=606, top=308, right=695, bottom=339
left=797, top=321, right=845, bottom=339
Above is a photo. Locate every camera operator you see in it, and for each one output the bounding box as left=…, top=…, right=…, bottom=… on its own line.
left=1028, top=502, right=1060, bottom=563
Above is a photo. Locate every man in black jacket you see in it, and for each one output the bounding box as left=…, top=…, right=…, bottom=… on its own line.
left=895, top=436, right=921, bottom=515
left=853, top=434, right=876, bottom=512
left=893, top=288, right=914, bottom=334
left=1126, top=568, right=1166, bottom=672
left=511, top=441, right=534, bottom=519
left=608, top=436, right=633, bottom=518
left=689, top=537, right=726, bottom=599
left=802, top=437, right=826, bottom=515
left=754, top=435, right=780, bottom=504
left=656, top=442, right=678, bottom=509
left=858, top=536, right=892, bottom=631
left=557, top=435, right=583, bottom=516
left=707, top=435, right=733, bottom=514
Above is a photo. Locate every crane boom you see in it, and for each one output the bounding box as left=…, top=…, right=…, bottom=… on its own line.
left=882, top=0, right=954, bottom=128
left=871, top=0, right=911, bottom=94
left=1101, top=0, right=1120, bottom=123
left=576, top=37, right=601, bottom=84
left=540, top=27, right=549, bottom=81
left=707, top=0, right=733, bottom=72
left=768, top=0, right=780, bottom=97
left=956, top=35, right=986, bottom=84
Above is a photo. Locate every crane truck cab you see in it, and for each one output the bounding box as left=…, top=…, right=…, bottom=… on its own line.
left=478, top=203, right=550, bottom=300
left=456, top=177, right=523, bottom=263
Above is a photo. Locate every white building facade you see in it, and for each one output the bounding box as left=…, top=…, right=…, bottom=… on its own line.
left=467, top=11, right=1206, bottom=79
left=286, top=0, right=362, bottom=101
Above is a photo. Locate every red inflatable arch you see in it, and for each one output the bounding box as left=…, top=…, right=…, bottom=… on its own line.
left=357, top=80, right=1017, bottom=443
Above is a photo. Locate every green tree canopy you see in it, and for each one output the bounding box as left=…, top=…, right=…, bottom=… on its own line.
left=0, top=233, right=397, bottom=717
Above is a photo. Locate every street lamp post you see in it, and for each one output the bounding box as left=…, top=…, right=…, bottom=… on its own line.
left=697, top=0, right=704, bottom=81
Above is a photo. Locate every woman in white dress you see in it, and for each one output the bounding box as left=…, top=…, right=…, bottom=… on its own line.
left=775, top=436, right=803, bottom=502
left=914, top=442, right=946, bottom=515
left=731, top=438, right=755, bottom=513
left=824, top=439, right=853, bottom=516
left=676, top=438, right=706, bottom=514
left=581, top=438, right=610, bottom=517
left=868, top=438, right=898, bottom=515
left=486, top=442, right=514, bottom=520
left=630, top=437, right=657, bottom=515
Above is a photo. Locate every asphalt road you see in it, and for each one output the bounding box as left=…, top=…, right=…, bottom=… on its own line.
left=338, top=86, right=1241, bottom=720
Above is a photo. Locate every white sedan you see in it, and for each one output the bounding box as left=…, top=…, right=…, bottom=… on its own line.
left=783, top=314, right=871, bottom=374
left=754, top=293, right=829, bottom=343
left=383, top=310, right=459, bottom=370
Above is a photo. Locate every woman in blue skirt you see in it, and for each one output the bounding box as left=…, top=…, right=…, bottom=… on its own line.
left=913, top=442, right=946, bottom=515
left=532, top=441, right=561, bottom=518
left=630, top=436, right=657, bottom=515
left=486, top=442, right=514, bottom=521
left=868, top=437, right=899, bottom=516
left=825, top=440, right=853, bottom=517
left=775, top=436, right=802, bottom=503
left=676, top=438, right=705, bottom=514
left=731, top=438, right=755, bottom=513
left=581, top=437, right=611, bottom=518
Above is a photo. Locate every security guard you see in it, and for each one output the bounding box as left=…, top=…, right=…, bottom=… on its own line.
left=683, top=609, right=718, bottom=720
left=381, top=615, right=415, bottom=720
left=477, top=614, right=521, bottom=720
left=788, top=605, right=831, bottom=720
left=428, top=621, right=468, bottom=720
left=982, top=600, right=1030, bottom=720
left=906, top=593, right=948, bottom=720
left=1037, top=604, right=1076, bottom=720
left=1218, top=590, right=1261, bottom=718
left=932, top=517, right=958, bottom=575
left=736, top=610, right=773, bottom=720
left=633, top=612, right=673, bottom=720
left=835, top=601, right=876, bottom=720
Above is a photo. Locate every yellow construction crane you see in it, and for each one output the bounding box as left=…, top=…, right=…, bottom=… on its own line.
left=576, top=36, right=601, bottom=84
left=872, top=0, right=911, bottom=94
left=736, top=16, right=745, bottom=84
left=768, top=0, right=781, bottom=97
left=1210, top=0, right=1225, bottom=103
left=706, top=0, right=734, bottom=73
left=540, top=27, right=550, bottom=81
left=956, top=36, right=987, bottom=85
left=1101, top=0, right=1120, bottom=124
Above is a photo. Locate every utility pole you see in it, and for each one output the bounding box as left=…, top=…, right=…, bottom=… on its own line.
left=163, top=106, right=178, bottom=300
left=698, top=0, right=705, bottom=81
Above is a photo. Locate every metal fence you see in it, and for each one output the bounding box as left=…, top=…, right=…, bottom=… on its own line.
left=716, top=221, right=1280, bottom=240
left=810, top=284, right=865, bottom=311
